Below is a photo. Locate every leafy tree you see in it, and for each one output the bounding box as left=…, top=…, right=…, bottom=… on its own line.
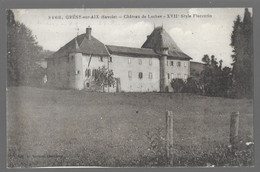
left=93, top=66, right=115, bottom=92
left=200, top=55, right=232, bottom=97
left=170, top=78, right=185, bottom=93
left=183, top=77, right=201, bottom=94
left=7, top=9, right=43, bottom=86
left=231, top=8, right=253, bottom=98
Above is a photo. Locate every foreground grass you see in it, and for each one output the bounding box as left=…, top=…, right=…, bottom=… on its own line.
left=7, top=86, right=254, bottom=167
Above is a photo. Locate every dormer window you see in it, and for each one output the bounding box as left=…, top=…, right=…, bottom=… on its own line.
left=109, top=56, right=112, bottom=62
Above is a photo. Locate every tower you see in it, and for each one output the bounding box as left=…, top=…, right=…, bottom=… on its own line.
left=158, top=47, right=169, bottom=92
left=69, top=38, right=84, bottom=90
left=141, top=26, right=192, bottom=92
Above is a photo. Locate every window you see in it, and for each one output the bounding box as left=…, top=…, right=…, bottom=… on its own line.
left=128, top=71, right=132, bottom=79
left=184, top=62, right=187, bottom=67
left=149, top=59, right=152, bottom=65
left=76, top=70, right=80, bottom=74
left=177, top=73, right=181, bottom=78
left=128, top=58, right=131, bottom=64
left=171, top=73, right=174, bottom=79
left=99, top=56, right=103, bottom=62
left=71, top=56, right=74, bottom=60
left=109, top=56, right=113, bottom=62
left=149, top=72, right=153, bottom=79
left=138, top=72, right=143, bottom=79
left=170, top=61, right=174, bottom=66
left=168, top=73, right=170, bottom=79
left=92, top=69, right=96, bottom=77
left=177, top=62, right=181, bottom=67
left=167, top=61, right=169, bottom=66
left=138, top=59, right=142, bottom=65
left=85, top=69, right=91, bottom=77
left=86, top=83, right=90, bottom=87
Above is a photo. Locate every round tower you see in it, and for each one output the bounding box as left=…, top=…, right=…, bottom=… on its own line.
left=68, top=38, right=84, bottom=90
left=159, top=47, right=169, bottom=92
left=74, top=53, right=84, bottom=90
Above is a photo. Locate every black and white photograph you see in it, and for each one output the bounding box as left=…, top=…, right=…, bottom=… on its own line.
left=6, top=8, right=254, bottom=167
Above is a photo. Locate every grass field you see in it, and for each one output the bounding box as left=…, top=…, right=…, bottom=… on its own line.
left=7, top=86, right=254, bottom=167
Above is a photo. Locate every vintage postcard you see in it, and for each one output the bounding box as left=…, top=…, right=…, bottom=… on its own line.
left=7, top=8, right=253, bottom=167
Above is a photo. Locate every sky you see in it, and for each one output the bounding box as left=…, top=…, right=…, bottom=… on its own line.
left=13, top=8, right=252, bottom=67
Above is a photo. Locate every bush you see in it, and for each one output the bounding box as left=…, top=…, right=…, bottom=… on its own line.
left=183, top=77, right=202, bottom=94
left=171, top=79, right=186, bottom=93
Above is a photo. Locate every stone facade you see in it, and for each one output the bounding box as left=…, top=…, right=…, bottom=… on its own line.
left=46, top=26, right=191, bottom=92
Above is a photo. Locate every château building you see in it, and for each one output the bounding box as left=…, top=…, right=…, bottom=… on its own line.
left=46, top=26, right=192, bottom=92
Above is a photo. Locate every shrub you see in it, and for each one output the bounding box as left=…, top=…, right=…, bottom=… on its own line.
left=170, top=79, right=186, bottom=93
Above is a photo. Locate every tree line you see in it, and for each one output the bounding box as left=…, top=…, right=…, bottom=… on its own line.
left=171, top=8, right=253, bottom=98
left=7, top=9, right=46, bottom=87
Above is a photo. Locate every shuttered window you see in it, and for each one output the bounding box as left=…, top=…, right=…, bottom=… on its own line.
left=138, top=59, right=142, bottom=65
left=138, top=72, right=143, bottom=79
left=128, top=71, right=132, bottom=78
left=128, top=58, right=131, bottom=64
left=85, top=69, right=91, bottom=77
left=149, top=72, right=153, bottom=79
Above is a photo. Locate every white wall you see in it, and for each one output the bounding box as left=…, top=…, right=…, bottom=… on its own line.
left=109, top=55, right=160, bottom=92
left=47, top=53, right=190, bottom=92
left=165, top=59, right=190, bottom=92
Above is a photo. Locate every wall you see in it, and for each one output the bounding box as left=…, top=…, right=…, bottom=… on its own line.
left=109, top=55, right=160, bottom=92
left=165, top=59, right=190, bottom=92
left=46, top=55, right=71, bottom=88
left=47, top=53, right=190, bottom=92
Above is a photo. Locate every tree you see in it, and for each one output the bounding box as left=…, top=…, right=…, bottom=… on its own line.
left=183, top=77, right=201, bottom=94
left=7, top=10, right=43, bottom=86
left=200, top=55, right=232, bottom=97
left=170, top=78, right=185, bottom=93
left=231, top=8, right=253, bottom=98
left=93, top=66, right=115, bottom=92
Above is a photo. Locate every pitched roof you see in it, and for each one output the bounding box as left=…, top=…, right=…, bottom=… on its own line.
left=142, top=27, right=192, bottom=60
left=52, top=33, right=109, bottom=58
left=106, top=45, right=159, bottom=57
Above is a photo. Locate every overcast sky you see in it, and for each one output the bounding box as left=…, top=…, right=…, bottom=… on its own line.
left=13, top=8, right=252, bottom=66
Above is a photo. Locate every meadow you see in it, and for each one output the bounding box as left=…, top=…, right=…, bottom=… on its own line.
left=7, top=87, right=254, bottom=167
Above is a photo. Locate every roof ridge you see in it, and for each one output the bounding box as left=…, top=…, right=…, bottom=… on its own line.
left=107, top=44, right=154, bottom=50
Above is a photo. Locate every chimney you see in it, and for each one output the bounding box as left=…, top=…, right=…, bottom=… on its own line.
left=86, top=27, right=92, bottom=40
